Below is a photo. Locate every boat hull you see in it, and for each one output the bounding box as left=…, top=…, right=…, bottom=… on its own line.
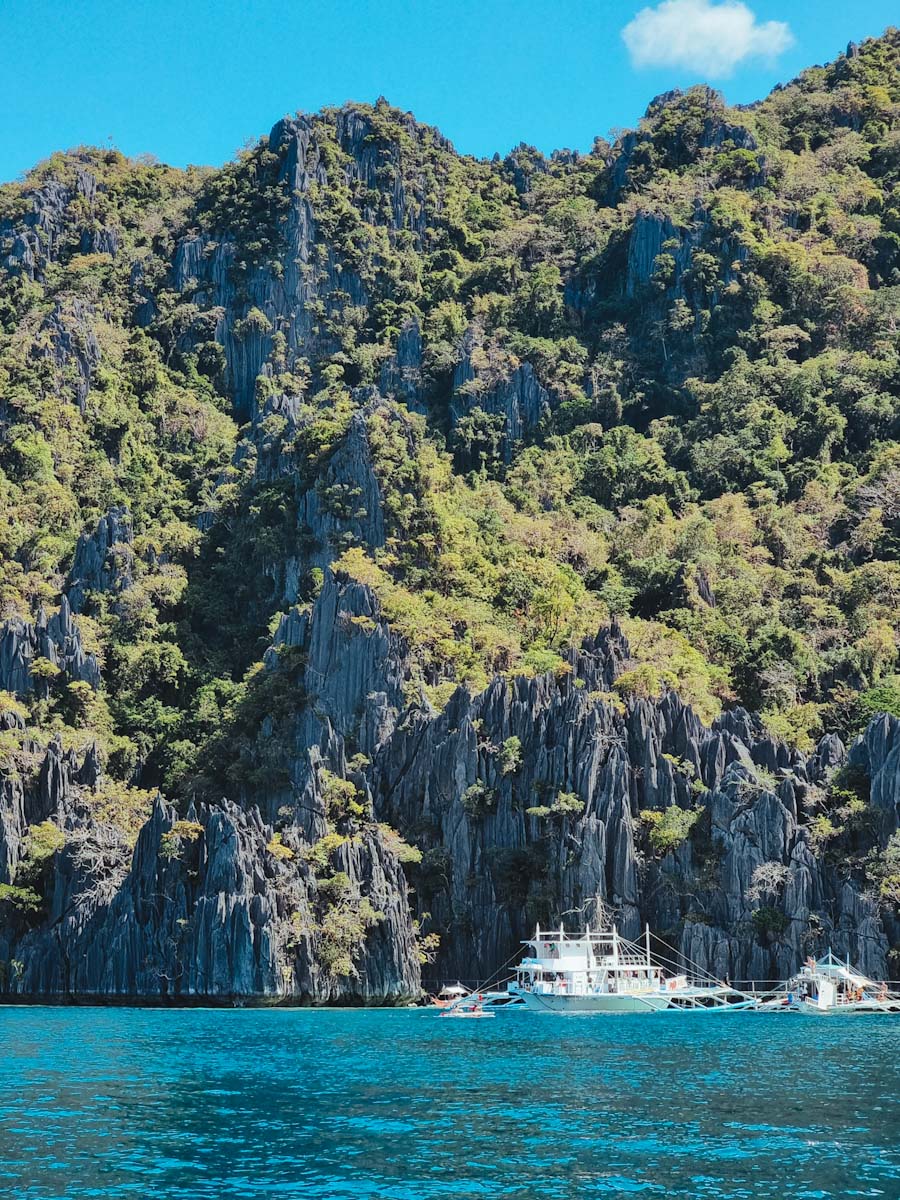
left=516, top=990, right=755, bottom=1014
left=519, top=990, right=674, bottom=1013
left=801, top=999, right=900, bottom=1015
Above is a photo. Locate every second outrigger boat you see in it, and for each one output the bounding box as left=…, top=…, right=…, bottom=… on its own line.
left=761, top=951, right=900, bottom=1014
left=430, top=983, right=469, bottom=1009
left=433, top=984, right=526, bottom=1012
left=507, top=922, right=754, bottom=1013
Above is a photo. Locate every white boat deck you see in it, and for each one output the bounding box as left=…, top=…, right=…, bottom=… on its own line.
left=508, top=923, right=753, bottom=1013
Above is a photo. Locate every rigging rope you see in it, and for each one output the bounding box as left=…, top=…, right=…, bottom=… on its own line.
left=615, top=928, right=762, bottom=1003
left=467, top=942, right=528, bottom=995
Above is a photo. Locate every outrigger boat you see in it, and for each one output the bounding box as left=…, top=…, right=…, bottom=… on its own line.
left=431, top=983, right=525, bottom=1012
left=430, top=983, right=469, bottom=1009
left=507, top=922, right=755, bottom=1013
left=761, top=951, right=900, bottom=1014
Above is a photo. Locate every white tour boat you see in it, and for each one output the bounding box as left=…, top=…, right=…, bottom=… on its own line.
left=507, top=922, right=755, bottom=1013
left=764, top=951, right=900, bottom=1014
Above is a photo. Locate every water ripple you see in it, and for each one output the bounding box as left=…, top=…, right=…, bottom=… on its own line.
left=0, top=1008, right=898, bottom=1198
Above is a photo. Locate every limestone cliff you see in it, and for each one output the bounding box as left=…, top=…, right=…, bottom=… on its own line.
left=3, top=43, right=900, bottom=1002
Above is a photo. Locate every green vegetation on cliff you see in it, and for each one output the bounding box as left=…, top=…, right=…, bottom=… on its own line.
left=1, top=28, right=899, bottom=811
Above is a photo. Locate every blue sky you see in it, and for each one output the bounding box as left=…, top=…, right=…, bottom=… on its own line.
left=1, top=0, right=897, bottom=183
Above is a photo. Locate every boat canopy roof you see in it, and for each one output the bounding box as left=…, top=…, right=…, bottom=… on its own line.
left=438, top=983, right=468, bottom=996
left=524, top=925, right=631, bottom=947
left=803, top=951, right=875, bottom=988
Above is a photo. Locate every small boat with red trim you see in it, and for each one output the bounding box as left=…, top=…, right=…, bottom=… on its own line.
left=430, top=983, right=469, bottom=1009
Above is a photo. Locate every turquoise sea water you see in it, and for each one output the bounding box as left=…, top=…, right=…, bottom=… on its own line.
left=0, top=1007, right=898, bottom=1199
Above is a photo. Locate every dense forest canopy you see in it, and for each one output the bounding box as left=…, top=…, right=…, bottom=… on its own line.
left=1, top=27, right=899, bottom=833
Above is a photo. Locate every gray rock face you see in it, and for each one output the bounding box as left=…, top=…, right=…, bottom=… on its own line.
left=604, top=88, right=759, bottom=205
left=624, top=207, right=748, bottom=300
left=0, top=164, right=118, bottom=280
left=66, top=506, right=134, bottom=613
left=173, top=108, right=433, bottom=416
left=33, top=298, right=102, bottom=411
left=450, top=329, right=554, bottom=459
left=0, top=738, right=419, bottom=1004
left=0, top=596, right=101, bottom=697
left=0, top=568, right=422, bottom=1005
left=351, top=617, right=897, bottom=985
left=296, top=401, right=388, bottom=575
left=244, top=390, right=304, bottom=484
left=2, top=104, right=897, bottom=1006
left=379, top=319, right=427, bottom=414
left=503, top=144, right=550, bottom=195
left=249, top=393, right=392, bottom=604
left=246, top=568, right=412, bottom=835
left=625, top=211, right=682, bottom=298
left=0, top=730, right=81, bottom=886
left=2, top=561, right=897, bottom=1001
left=325, top=107, right=431, bottom=236
left=849, top=714, right=900, bottom=828
left=173, top=166, right=340, bottom=415
left=229, top=569, right=893, bottom=990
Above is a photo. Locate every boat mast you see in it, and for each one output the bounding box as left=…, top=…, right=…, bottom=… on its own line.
left=612, top=924, right=619, bottom=971
left=645, top=923, right=651, bottom=970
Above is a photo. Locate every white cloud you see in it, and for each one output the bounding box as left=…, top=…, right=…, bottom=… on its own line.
left=621, top=0, right=795, bottom=78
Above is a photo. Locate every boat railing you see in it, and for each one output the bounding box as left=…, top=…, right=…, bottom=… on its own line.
left=729, top=978, right=898, bottom=991
left=430, top=975, right=859, bottom=994
left=519, top=979, right=696, bottom=997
